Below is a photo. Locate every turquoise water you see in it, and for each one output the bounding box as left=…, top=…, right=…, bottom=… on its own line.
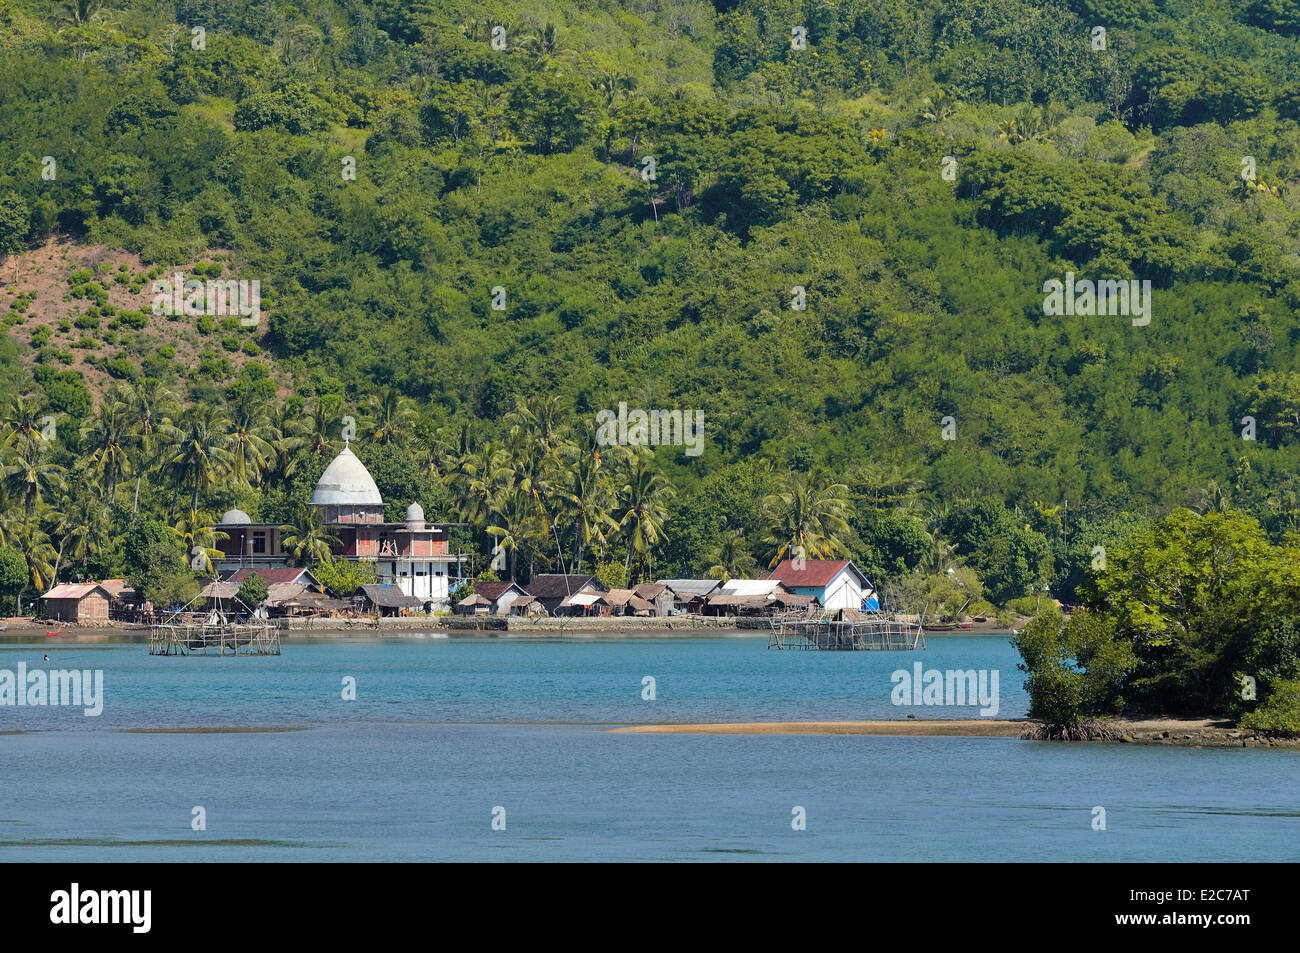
left=2, top=636, right=1297, bottom=861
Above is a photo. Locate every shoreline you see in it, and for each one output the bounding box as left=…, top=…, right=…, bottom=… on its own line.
left=610, top=718, right=1300, bottom=748
left=0, top=617, right=1017, bottom=640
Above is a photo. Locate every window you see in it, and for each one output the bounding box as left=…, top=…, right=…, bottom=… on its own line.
left=252, top=531, right=267, bottom=554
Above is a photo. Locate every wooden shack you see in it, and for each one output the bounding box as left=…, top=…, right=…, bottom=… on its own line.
left=40, top=583, right=113, bottom=623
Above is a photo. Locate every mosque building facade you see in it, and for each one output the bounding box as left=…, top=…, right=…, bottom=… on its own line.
left=215, top=445, right=464, bottom=608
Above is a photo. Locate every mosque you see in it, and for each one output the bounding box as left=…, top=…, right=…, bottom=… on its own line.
left=214, top=445, right=465, bottom=608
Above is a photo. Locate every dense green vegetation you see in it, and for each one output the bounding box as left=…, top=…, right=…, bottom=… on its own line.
left=1, top=1, right=1298, bottom=724
left=1014, top=508, right=1300, bottom=732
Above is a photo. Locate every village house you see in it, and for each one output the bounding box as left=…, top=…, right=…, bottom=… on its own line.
left=655, top=579, right=721, bottom=613
left=632, top=582, right=675, bottom=616
left=528, top=574, right=608, bottom=615
left=456, top=580, right=529, bottom=615
left=40, top=582, right=113, bottom=623
left=215, top=444, right=466, bottom=610
left=762, top=559, right=878, bottom=611
left=357, top=583, right=425, bottom=617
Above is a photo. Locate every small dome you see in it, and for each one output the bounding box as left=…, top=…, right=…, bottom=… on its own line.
left=311, top=446, right=383, bottom=507
left=405, top=502, right=425, bottom=522
left=220, top=508, right=251, bottom=525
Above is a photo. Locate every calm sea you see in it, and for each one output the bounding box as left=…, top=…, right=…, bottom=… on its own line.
left=1, top=635, right=1296, bottom=861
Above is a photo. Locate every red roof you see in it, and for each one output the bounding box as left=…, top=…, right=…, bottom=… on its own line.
left=225, top=567, right=318, bottom=586
left=762, top=559, right=868, bottom=589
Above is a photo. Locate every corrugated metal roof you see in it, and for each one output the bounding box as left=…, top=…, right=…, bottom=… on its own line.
left=41, top=583, right=107, bottom=600
left=717, top=579, right=780, bottom=596
left=655, top=579, right=721, bottom=596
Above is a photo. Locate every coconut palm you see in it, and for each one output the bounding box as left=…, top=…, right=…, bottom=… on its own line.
left=81, top=400, right=133, bottom=505
left=486, top=485, right=536, bottom=581
left=227, top=399, right=275, bottom=485
left=280, top=505, right=340, bottom=566
left=61, top=0, right=105, bottom=27
left=615, top=455, right=675, bottom=578
left=3, top=440, right=66, bottom=517
left=557, top=442, right=618, bottom=569
left=1195, top=480, right=1232, bottom=514
left=916, top=532, right=958, bottom=575
left=363, top=385, right=418, bottom=447
left=50, top=494, right=110, bottom=583
left=761, top=471, right=852, bottom=568
left=1, top=394, right=51, bottom=450
left=172, top=509, right=229, bottom=576
left=504, top=394, right=566, bottom=455
left=122, top=379, right=177, bottom=521
left=704, top=528, right=758, bottom=583
left=162, top=405, right=233, bottom=514
left=266, top=403, right=306, bottom=482
left=9, top=518, right=56, bottom=612
left=304, top=395, right=346, bottom=457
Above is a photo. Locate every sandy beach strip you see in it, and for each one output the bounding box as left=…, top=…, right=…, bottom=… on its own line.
left=610, top=720, right=1027, bottom=737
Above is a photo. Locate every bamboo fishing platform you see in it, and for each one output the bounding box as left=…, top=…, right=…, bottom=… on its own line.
left=148, top=621, right=281, bottom=656
left=767, top=609, right=925, bottom=651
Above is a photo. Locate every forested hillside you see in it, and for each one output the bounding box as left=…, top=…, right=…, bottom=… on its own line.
left=2, top=0, right=1300, bottom=619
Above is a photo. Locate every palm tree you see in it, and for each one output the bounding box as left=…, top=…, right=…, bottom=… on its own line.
left=504, top=394, right=566, bottom=455
left=9, top=518, right=56, bottom=613
left=267, top=403, right=306, bottom=482
left=363, top=385, right=417, bottom=447
left=557, top=441, right=618, bottom=569
left=3, top=440, right=66, bottom=517
left=162, top=405, right=233, bottom=514
left=1, top=394, right=51, bottom=450
left=304, top=395, right=345, bottom=457
left=919, top=89, right=957, bottom=129
left=61, top=0, right=105, bottom=28
left=50, top=494, right=110, bottom=583
left=615, top=455, right=675, bottom=578
left=228, top=398, right=275, bottom=485
left=1195, top=479, right=1232, bottom=514
left=761, top=471, right=853, bottom=568
left=81, top=400, right=132, bottom=505
left=123, top=379, right=177, bottom=522
left=280, top=505, right=340, bottom=566
left=172, top=509, right=228, bottom=576
left=704, top=528, right=758, bottom=583
left=486, top=486, right=536, bottom=581
left=916, top=532, right=958, bottom=575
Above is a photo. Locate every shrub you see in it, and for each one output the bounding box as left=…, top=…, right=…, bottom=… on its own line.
left=1240, top=679, right=1300, bottom=736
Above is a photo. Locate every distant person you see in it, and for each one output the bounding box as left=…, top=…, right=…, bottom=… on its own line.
left=43, top=653, right=49, bottom=661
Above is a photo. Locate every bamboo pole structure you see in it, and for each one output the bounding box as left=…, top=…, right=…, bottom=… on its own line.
left=767, top=609, right=925, bottom=651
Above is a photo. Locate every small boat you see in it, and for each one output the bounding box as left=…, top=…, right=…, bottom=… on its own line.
left=45, top=628, right=64, bottom=638
left=957, top=622, right=974, bottom=629
left=922, top=622, right=960, bottom=632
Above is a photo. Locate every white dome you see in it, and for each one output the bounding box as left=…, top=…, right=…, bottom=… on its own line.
left=310, top=446, right=383, bottom=507
left=220, top=508, right=251, bottom=525
left=405, top=502, right=425, bottom=522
